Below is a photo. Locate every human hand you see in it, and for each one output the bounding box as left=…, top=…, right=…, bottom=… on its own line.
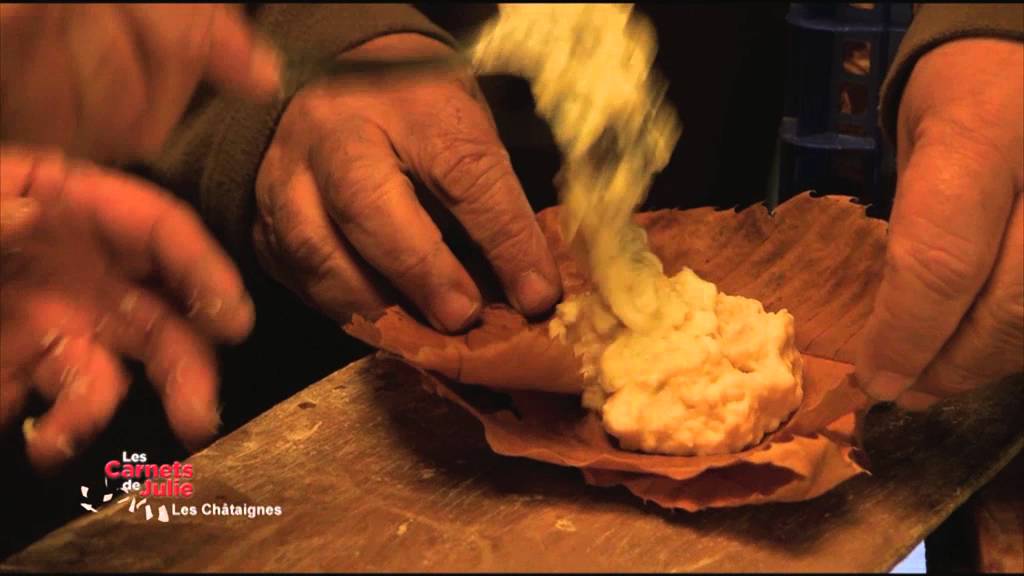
left=0, top=3, right=281, bottom=163
left=856, top=38, right=1024, bottom=410
left=253, top=33, right=561, bottom=333
left=0, top=147, right=255, bottom=472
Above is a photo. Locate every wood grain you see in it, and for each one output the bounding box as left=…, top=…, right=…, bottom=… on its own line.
left=2, top=355, right=1021, bottom=573
left=971, top=451, right=1024, bottom=573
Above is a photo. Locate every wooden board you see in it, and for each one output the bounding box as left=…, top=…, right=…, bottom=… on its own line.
left=971, top=451, right=1024, bottom=573
left=3, top=355, right=1021, bottom=573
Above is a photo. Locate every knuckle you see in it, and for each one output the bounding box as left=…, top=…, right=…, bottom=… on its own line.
left=480, top=214, right=537, bottom=267
left=388, top=235, right=444, bottom=285
left=431, top=141, right=513, bottom=205
left=252, top=223, right=323, bottom=310
left=251, top=221, right=273, bottom=261
left=277, top=224, right=335, bottom=283
left=941, top=361, right=978, bottom=388
left=285, top=90, right=364, bottom=147
left=276, top=90, right=336, bottom=148
left=981, top=294, right=1024, bottom=356
left=915, top=115, right=1016, bottom=175
left=327, top=165, right=408, bottom=227
left=255, top=143, right=282, bottom=186
left=254, top=148, right=288, bottom=224
left=314, top=117, right=383, bottom=164
left=301, top=278, right=368, bottom=327
left=932, top=349, right=1006, bottom=397
left=886, top=233, right=981, bottom=301
left=251, top=222, right=283, bottom=280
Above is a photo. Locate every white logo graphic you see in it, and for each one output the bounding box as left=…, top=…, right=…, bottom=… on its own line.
left=78, top=477, right=114, bottom=513
left=79, top=477, right=169, bottom=522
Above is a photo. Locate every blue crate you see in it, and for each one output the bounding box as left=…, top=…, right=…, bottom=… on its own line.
left=776, top=3, right=911, bottom=213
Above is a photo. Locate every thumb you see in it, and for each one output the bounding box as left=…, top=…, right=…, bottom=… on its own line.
left=854, top=131, right=1016, bottom=401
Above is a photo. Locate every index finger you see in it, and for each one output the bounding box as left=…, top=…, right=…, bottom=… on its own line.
left=413, top=87, right=562, bottom=317
left=854, top=130, right=1017, bottom=401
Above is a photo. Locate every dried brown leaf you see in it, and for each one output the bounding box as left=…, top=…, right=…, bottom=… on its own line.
left=344, top=192, right=886, bottom=510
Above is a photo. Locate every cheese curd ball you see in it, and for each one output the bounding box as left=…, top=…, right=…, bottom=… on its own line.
left=552, top=268, right=804, bottom=456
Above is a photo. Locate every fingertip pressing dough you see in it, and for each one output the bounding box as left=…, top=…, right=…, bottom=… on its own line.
left=473, top=4, right=803, bottom=456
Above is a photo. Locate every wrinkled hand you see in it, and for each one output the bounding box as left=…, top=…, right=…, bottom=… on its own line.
left=0, top=148, right=255, bottom=472
left=254, top=33, right=561, bottom=333
left=856, top=38, right=1024, bottom=410
left=0, top=3, right=281, bottom=163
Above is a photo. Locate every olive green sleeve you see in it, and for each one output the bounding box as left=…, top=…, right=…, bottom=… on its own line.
left=879, top=3, right=1024, bottom=146
left=147, top=4, right=455, bottom=272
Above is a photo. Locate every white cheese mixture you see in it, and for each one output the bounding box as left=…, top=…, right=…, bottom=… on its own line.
left=549, top=272, right=803, bottom=455
left=471, top=4, right=803, bottom=456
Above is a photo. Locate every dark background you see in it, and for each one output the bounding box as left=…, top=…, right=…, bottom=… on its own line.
left=1, top=3, right=795, bottom=559
left=417, top=2, right=792, bottom=213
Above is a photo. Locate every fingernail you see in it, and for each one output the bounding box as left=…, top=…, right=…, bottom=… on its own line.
left=862, top=370, right=913, bottom=402
left=188, top=395, right=221, bottom=438
left=213, top=294, right=255, bottom=343
left=22, top=417, right=37, bottom=443
left=510, top=270, right=560, bottom=316
left=430, top=290, right=480, bottom=333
